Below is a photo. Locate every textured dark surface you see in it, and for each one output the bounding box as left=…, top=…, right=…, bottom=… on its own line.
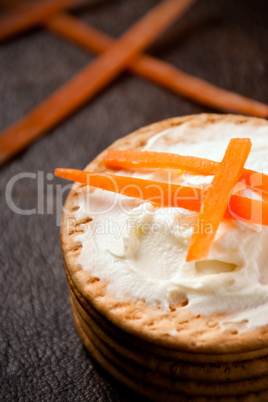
left=0, top=0, right=267, bottom=401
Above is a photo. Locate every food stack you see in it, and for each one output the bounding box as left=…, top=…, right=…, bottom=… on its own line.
left=61, top=115, right=268, bottom=401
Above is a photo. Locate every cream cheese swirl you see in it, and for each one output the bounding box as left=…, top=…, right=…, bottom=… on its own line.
left=74, top=120, right=268, bottom=330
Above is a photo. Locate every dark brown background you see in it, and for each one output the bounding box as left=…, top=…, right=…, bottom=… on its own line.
left=0, top=0, right=267, bottom=400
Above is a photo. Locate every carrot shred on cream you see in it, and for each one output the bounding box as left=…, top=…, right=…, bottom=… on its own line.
left=186, top=138, right=252, bottom=262
left=55, top=161, right=268, bottom=228
left=54, top=168, right=203, bottom=210
left=103, top=149, right=268, bottom=192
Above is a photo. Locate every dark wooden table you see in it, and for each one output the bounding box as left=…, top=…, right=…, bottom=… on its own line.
left=1, top=0, right=267, bottom=400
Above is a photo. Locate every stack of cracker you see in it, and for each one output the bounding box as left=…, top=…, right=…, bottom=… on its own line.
left=61, top=115, right=268, bottom=401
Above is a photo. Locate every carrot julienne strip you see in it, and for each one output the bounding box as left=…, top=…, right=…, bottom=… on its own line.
left=228, top=195, right=265, bottom=226
left=54, top=168, right=203, bottom=211
left=3, top=0, right=267, bottom=118
left=103, top=149, right=268, bottom=192
left=46, top=14, right=268, bottom=118
left=1, top=1, right=267, bottom=169
left=186, top=138, right=252, bottom=262
left=54, top=165, right=268, bottom=227
left=0, top=0, right=81, bottom=42
left=0, top=0, right=195, bottom=167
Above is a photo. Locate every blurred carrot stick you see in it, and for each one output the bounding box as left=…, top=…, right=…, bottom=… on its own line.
left=1, top=0, right=267, bottom=168
left=46, top=13, right=268, bottom=118
left=2, top=1, right=267, bottom=119
left=0, top=0, right=195, bottom=166
left=0, top=0, right=81, bottom=42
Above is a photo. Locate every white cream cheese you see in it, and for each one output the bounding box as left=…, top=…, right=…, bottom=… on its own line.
left=73, top=120, right=268, bottom=331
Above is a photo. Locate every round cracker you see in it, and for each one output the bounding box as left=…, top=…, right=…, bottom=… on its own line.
left=61, top=114, right=268, bottom=356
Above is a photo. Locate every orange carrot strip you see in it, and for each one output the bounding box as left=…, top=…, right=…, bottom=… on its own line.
left=134, top=59, right=268, bottom=119
left=229, top=193, right=268, bottom=228
left=54, top=168, right=203, bottom=211
left=2, top=0, right=268, bottom=118
left=54, top=166, right=268, bottom=227
left=0, top=0, right=195, bottom=166
left=186, top=138, right=252, bottom=262
left=0, top=0, right=81, bottom=42
left=45, top=14, right=268, bottom=118
left=1, top=0, right=267, bottom=120
left=104, top=149, right=268, bottom=192
left=28, top=11, right=264, bottom=119
left=1, top=1, right=267, bottom=170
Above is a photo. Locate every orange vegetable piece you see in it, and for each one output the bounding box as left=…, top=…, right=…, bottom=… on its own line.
left=0, top=0, right=195, bottom=166
left=0, top=0, right=80, bottom=42
left=103, top=149, right=268, bottom=192
left=2, top=0, right=268, bottom=119
left=55, top=166, right=268, bottom=227
left=186, top=138, right=252, bottom=262
left=46, top=12, right=268, bottom=118
left=54, top=168, right=203, bottom=211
